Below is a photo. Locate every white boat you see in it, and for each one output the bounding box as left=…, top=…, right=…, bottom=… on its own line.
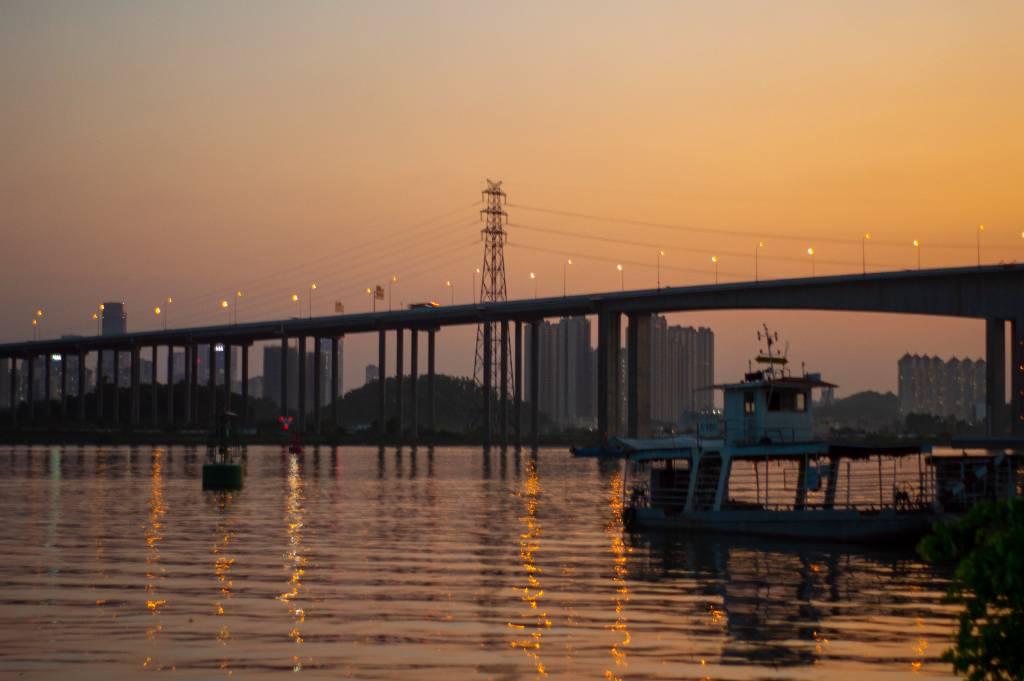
left=620, top=327, right=1019, bottom=542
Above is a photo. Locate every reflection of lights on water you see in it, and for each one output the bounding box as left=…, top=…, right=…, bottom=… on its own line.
left=508, top=457, right=550, bottom=675
left=605, top=472, right=631, bottom=680
left=212, top=493, right=236, bottom=672
left=278, top=454, right=307, bottom=672
left=813, top=629, right=831, bottom=655
left=144, top=450, right=167, bottom=667
left=911, top=617, right=928, bottom=672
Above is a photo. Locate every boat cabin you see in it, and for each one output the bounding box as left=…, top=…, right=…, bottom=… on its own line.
left=720, top=372, right=834, bottom=446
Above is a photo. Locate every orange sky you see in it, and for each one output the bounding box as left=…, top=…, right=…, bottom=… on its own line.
left=1, top=1, right=1022, bottom=395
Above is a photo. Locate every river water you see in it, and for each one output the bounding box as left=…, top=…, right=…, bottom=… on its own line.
left=0, top=445, right=958, bottom=680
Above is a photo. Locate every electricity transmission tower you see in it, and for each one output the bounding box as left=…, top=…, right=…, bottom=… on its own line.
left=473, top=180, right=513, bottom=405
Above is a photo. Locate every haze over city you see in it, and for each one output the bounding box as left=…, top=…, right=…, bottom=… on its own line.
left=3, top=1, right=1023, bottom=394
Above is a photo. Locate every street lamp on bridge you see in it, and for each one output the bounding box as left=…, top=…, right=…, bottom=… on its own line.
left=977, top=224, right=984, bottom=267
left=617, top=263, right=624, bottom=291
left=862, top=233, right=871, bottom=275
left=445, top=279, right=454, bottom=305
left=756, top=242, right=765, bottom=282
left=389, top=275, right=398, bottom=312
left=563, top=258, right=572, bottom=297
left=530, top=271, right=537, bottom=299
left=711, top=256, right=718, bottom=284
left=291, top=293, right=300, bottom=318
left=657, top=250, right=665, bottom=289
left=913, top=239, right=921, bottom=270
left=807, top=247, right=816, bottom=277
left=309, top=282, right=318, bottom=318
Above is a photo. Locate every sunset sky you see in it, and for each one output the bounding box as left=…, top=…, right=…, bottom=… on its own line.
left=2, top=1, right=1023, bottom=395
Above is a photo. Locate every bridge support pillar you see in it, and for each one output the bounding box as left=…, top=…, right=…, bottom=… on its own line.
left=113, top=351, right=122, bottom=427
left=378, top=329, right=387, bottom=442
left=150, top=345, right=158, bottom=427
left=530, top=321, right=539, bottom=447
left=410, top=330, right=419, bottom=442
left=483, top=321, right=492, bottom=447
left=627, top=313, right=652, bottom=439
left=280, top=336, right=289, bottom=421
left=500, top=320, right=509, bottom=446
left=514, top=321, right=522, bottom=447
left=184, top=344, right=194, bottom=427
left=330, top=337, right=339, bottom=434
left=1011, top=319, right=1024, bottom=436
left=427, top=329, right=436, bottom=435
left=130, top=345, right=140, bottom=428
left=986, top=318, right=1006, bottom=436
left=96, top=350, right=105, bottom=425
left=77, top=350, right=86, bottom=425
left=223, top=342, right=232, bottom=418
left=597, top=311, right=622, bottom=441
left=207, top=343, right=216, bottom=426
left=395, top=328, right=404, bottom=438
left=60, top=353, right=68, bottom=423
left=313, top=338, right=322, bottom=435
left=297, top=336, right=306, bottom=433
left=240, top=343, right=249, bottom=428
left=43, top=354, right=51, bottom=422
left=9, top=358, right=18, bottom=427
left=166, top=345, right=175, bottom=427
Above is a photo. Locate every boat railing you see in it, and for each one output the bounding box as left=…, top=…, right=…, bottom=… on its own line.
left=723, top=453, right=935, bottom=513
left=932, top=454, right=1021, bottom=511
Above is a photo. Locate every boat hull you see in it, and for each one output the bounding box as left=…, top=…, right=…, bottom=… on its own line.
left=630, top=507, right=934, bottom=543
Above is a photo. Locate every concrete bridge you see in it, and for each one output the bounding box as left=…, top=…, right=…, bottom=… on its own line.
left=2, top=263, right=1022, bottom=442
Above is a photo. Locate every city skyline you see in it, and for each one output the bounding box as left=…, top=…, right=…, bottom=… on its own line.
left=2, top=2, right=1023, bottom=395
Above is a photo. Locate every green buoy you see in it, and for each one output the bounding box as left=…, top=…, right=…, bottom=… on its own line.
left=202, top=461, right=244, bottom=490
left=203, top=410, right=245, bottom=491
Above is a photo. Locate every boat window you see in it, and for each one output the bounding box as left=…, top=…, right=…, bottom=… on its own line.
left=767, top=389, right=808, bottom=412
left=744, top=391, right=756, bottom=415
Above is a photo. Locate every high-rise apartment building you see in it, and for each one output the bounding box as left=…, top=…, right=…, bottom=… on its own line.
left=649, top=317, right=715, bottom=422
left=897, top=353, right=985, bottom=423
left=524, top=317, right=596, bottom=428
left=262, top=339, right=343, bottom=410
left=524, top=314, right=714, bottom=430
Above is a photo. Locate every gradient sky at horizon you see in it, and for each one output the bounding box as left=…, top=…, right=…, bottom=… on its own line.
left=2, top=1, right=1023, bottom=395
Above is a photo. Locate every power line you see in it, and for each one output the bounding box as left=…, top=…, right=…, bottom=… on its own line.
left=509, top=201, right=1013, bottom=250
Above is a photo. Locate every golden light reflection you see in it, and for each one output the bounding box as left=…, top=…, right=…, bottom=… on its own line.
left=604, top=471, right=631, bottom=681
left=813, top=628, right=831, bottom=655
left=278, top=454, right=307, bottom=672
left=508, top=456, right=550, bottom=675
left=911, top=616, right=929, bottom=672
left=212, top=493, right=237, bottom=672
left=144, top=450, right=167, bottom=663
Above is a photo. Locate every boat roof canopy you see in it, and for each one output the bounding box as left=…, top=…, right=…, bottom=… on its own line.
left=622, top=439, right=929, bottom=462
left=715, top=375, right=837, bottom=390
